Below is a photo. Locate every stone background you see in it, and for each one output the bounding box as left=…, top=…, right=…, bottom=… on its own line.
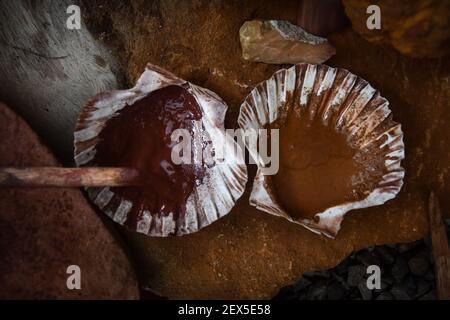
left=0, top=0, right=448, bottom=299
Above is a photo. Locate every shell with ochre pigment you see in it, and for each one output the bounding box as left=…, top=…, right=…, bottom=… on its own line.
left=74, top=64, right=247, bottom=237
left=238, top=63, right=405, bottom=238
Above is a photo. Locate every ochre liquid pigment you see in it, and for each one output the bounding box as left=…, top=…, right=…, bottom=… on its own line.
left=95, top=85, right=205, bottom=230
left=271, top=112, right=363, bottom=220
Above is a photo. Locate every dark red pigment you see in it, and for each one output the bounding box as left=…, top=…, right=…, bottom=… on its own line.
left=95, top=85, right=206, bottom=230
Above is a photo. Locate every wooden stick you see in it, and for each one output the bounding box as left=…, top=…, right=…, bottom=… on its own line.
left=428, top=191, right=450, bottom=300
left=0, top=167, right=141, bottom=187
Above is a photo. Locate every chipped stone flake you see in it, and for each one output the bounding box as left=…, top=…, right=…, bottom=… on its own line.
left=239, top=20, right=335, bottom=65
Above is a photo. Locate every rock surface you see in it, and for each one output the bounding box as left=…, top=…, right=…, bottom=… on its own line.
left=296, top=0, right=349, bottom=37
left=239, top=20, right=335, bottom=64
left=0, top=102, right=139, bottom=299
left=343, top=0, right=450, bottom=58
left=19, top=0, right=450, bottom=299
left=0, top=0, right=121, bottom=162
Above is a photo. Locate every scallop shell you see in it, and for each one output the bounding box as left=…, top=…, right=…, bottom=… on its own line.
left=74, top=64, right=247, bottom=236
left=238, top=63, right=405, bottom=238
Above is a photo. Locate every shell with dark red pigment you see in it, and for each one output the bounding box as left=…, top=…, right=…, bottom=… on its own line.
left=74, top=64, right=247, bottom=236
left=238, top=63, right=405, bottom=238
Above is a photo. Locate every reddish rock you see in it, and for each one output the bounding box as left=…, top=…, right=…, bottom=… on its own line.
left=0, top=102, right=139, bottom=299
left=343, top=0, right=450, bottom=58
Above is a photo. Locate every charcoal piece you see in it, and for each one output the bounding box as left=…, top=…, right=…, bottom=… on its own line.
left=293, top=277, right=312, bottom=292
left=391, top=257, right=408, bottom=283
left=348, top=287, right=361, bottom=299
left=397, top=241, right=421, bottom=253
left=414, top=279, right=432, bottom=299
left=375, top=246, right=396, bottom=265
left=356, top=250, right=381, bottom=267
left=303, top=270, right=331, bottom=279
left=418, top=290, right=436, bottom=300
left=347, top=265, right=366, bottom=287
left=374, top=277, right=393, bottom=293
left=408, top=254, right=430, bottom=276
left=327, top=281, right=346, bottom=300
left=381, top=275, right=395, bottom=286
left=424, top=270, right=435, bottom=282
left=391, top=284, right=411, bottom=300
left=376, top=292, right=394, bottom=300
left=307, top=280, right=328, bottom=300
left=331, top=271, right=350, bottom=289
left=273, top=285, right=297, bottom=300
left=402, top=276, right=418, bottom=297
left=358, top=283, right=373, bottom=300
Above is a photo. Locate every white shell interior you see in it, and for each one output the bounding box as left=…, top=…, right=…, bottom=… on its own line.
left=74, top=64, right=247, bottom=236
left=238, top=63, right=405, bottom=238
